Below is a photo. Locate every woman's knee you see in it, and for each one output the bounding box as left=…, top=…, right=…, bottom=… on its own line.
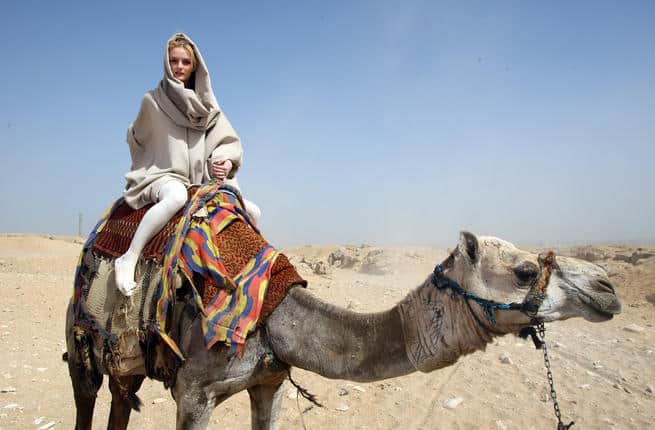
left=159, top=181, right=188, bottom=210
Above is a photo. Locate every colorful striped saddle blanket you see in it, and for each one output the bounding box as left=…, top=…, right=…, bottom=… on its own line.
left=74, top=183, right=305, bottom=361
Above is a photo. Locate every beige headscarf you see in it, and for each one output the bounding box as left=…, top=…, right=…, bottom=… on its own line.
left=154, top=33, right=220, bottom=131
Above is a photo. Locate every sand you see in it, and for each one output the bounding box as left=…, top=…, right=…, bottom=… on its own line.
left=0, top=234, right=653, bottom=429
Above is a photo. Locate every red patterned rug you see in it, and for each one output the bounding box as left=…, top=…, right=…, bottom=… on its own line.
left=93, top=188, right=197, bottom=260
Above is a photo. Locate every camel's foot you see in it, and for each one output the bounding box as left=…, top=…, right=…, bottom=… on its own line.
left=114, top=254, right=138, bottom=296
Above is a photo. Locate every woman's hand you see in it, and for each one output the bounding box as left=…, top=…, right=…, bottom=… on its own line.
left=210, top=159, right=233, bottom=180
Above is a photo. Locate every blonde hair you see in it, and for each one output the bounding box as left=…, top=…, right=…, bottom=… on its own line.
left=167, top=35, right=197, bottom=71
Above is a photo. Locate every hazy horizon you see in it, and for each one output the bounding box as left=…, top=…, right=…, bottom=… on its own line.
left=1, top=1, right=653, bottom=248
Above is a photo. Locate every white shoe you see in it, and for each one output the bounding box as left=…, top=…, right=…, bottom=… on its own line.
left=115, top=255, right=138, bottom=296
left=243, top=199, right=262, bottom=225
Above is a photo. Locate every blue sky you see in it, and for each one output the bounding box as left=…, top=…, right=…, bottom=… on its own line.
left=1, top=1, right=653, bottom=247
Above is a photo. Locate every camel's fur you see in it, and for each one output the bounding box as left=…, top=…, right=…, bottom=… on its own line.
left=65, top=232, right=621, bottom=429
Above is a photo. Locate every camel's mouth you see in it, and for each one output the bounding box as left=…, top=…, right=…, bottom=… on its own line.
left=577, top=291, right=622, bottom=322
left=585, top=305, right=614, bottom=322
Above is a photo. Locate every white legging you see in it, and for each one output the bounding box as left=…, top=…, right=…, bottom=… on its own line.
left=115, top=180, right=187, bottom=296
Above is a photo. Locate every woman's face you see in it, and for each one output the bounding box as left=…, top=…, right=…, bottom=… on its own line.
left=169, top=46, right=194, bottom=84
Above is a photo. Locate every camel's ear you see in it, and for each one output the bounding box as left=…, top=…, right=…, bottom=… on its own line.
left=458, top=231, right=480, bottom=264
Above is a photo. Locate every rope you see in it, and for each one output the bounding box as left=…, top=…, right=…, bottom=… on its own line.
left=432, top=264, right=525, bottom=324
left=286, top=368, right=323, bottom=408
left=431, top=251, right=557, bottom=324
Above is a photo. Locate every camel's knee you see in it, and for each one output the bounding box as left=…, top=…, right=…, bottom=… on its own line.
left=175, top=391, right=214, bottom=430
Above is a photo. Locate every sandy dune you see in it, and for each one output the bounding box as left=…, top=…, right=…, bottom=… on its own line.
left=0, top=234, right=653, bottom=429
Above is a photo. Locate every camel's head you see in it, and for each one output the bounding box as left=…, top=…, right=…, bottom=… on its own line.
left=442, top=232, right=622, bottom=330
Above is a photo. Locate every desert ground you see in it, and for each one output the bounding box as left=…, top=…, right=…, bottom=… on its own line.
left=0, top=234, right=653, bottom=429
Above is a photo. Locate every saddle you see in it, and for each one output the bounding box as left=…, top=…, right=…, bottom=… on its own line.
left=74, top=185, right=305, bottom=377
left=90, top=186, right=304, bottom=310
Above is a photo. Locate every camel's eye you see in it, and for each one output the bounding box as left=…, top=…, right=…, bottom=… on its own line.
left=513, top=262, right=539, bottom=286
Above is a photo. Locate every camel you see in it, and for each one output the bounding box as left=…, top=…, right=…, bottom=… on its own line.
left=65, top=231, right=621, bottom=429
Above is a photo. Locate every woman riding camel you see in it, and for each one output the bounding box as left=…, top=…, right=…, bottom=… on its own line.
left=115, top=33, right=259, bottom=296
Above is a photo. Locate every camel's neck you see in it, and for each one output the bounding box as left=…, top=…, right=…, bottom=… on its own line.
left=398, top=281, right=499, bottom=372
left=266, top=283, right=500, bottom=382
left=266, top=287, right=415, bottom=382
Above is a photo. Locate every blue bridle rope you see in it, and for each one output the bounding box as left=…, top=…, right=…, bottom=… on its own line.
left=431, top=264, right=538, bottom=324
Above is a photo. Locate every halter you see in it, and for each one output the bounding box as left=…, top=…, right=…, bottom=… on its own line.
left=431, top=251, right=557, bottom=324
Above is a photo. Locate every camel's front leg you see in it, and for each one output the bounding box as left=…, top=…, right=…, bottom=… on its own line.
left=247, top=382, right=285, bottom=430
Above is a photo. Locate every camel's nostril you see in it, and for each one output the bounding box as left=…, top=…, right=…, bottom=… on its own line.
left=595, top=279, right=615, bottom=294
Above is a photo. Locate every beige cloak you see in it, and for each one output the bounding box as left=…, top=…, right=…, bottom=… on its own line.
left=123, top=33, right=242, bottom=210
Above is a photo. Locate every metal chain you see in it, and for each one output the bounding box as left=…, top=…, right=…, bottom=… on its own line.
left=538, top=322, right=575, bottom=430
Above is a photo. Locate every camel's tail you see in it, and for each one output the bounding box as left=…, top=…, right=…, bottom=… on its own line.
left=127, top=391, right=143, bottom=412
